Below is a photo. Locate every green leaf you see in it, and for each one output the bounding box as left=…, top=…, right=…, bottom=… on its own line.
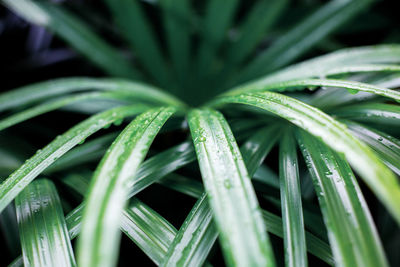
left=238, top=0, right=374, bottom=82
left=77, top=107, right=176, bottom=267
left=240, top=125, right=280, bottom=176
left=261, top=210, right=334, bottom=266
left=121, top=199, right=178, bottom=265
left=333, top=103, right=400, bottom=126
left=15, top=179, right=75, bottom=267
left=45, top=133, right=118, bottom=173
left=159, top=173, right=205, bottom=199
left=2, top=0, right=140, bottom=79
left=161, top=192, right=217, bottom=267
left=128, top=141, right=196, bottom=198
left=0, top=77, right=184, bottom=112
left=0, top=92, right=143, bottom=132
left=161, top=124, right=282, bottom=266
left=159, top=172, right=334, bottom=265
left=346, top=121, right=400, bottom=175
left=229, top=78, right=400, bottom=103
left=225, top=0, right=287, bottom=66
left=160, top=0, right=192, bottom=90
left=195, top=0, right=239, bottom=78
left=279, top=130, right=307, bottom=267
left=297, top=130, right=388, bottom=267
left=209, top=92, right=400, bottom=224
left=188, top=108, right=275, bottom=266
left=103, top=0, right=173, bottom=87
left=61, top=172, right=180, bottom=265
left=249, top=44, right=400, bottom=85
left=0, top=105, right=146, bottom=213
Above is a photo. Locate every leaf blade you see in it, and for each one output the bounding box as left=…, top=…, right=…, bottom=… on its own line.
left=296, top=130, right=388, bottom=267
left=15, top=179, right=75, bottom=267
left=77, top=107, right=175, bottom=267
left=188, top=108, right=275, bottom=266
left=0, top=105, right=146, bottom=213
left=279, top=130, right=307, bottom=267
left=2, top=0, right=140, bottom=79
left=210, top=92, right=400, bottom=224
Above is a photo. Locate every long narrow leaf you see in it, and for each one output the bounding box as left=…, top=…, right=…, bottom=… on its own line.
left=195, top=0, right=239, bottom=78
left=161, top=0, right=192, bottom=89
left=0, top=105, right=147, bottom=213
left=188, top=108, right=274, bottom=266
left=240, top=125, right=280, bottom=176
left=238, top=0, right=374, bottom=82
left=261, top=210, right=334, bottom=266
left=77, top=106, right=175, bottom=267
left=297, top=130, right=388, bottom=267
left=160, top=172, right=334, bottom=265
left=128, top=141, right=196, bottom=198
left=161, top=193, right=217, bottom=267
left=0, top=77, right=183, bottom=112
left=346, top=121, right=400, bottom=175
left=121, top=199, right=178, bottom=265
left=230, top=78, right=400, bottom=103
left=209, top=92, right=400, bottom=224
left=333, top=103, right=400, bottom=126
left=103, top=0, right=173, bottom=87
left=0, top=92, right=143, bottom=132
left=45, top=133, right=118, bottom=173
left=250, top=44, right=400, bottom=85
left=15, top=179, right=75, bottom=267
left=2, top=0, right=140, bottom=79
left=226, top=0, right=287, bottom=66
left=62, top=172, right=180, bottom=265
left=279, top=130, right=307, bottom=267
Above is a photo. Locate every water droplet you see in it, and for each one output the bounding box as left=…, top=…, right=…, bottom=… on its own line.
left=79, top=139, right=86, bottom=145
left=377, top=137, right=383, bottom=142
left=113, top=118, right=123, bottom=126
left=198, top=136, right=206, bottom=142
left=346, top=88, right=359, bottom=94
left=223, top=179, right=232, bottom=189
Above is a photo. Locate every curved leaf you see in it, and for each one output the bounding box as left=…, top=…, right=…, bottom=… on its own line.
left=333, top=103, right=400, bottom=126
left=209, top=92, right=400, bottom=224
left=0, top=105, right=147, bottom=213
left=261, top=210, right=334, bottom=266
left=238, top=0, right=374, bottom=82
left=346, top=121, right=400, bottom=175
left=161, top=193, right=217, bottom=267
left=121, top=199, right=178, bottom=265
left=161, top=0, right=192, bottom=90
left=103, top=0, right=173, bottom=87
left=77, top=106, right=176, bottom=267
left=15, top=179, right=75, bottom=267
left=0, top=77, right=183, bottom=112
left=128, top=141, right=196, bottom=198
left=229, top=78, right=400, bottom=103
left=2, top=0, right=140, bottom=79
left=0, top=92, right=141, bottom=132
left=297, top=130, right=388, bottom=267
left=240, top=125, right=280, bottom=176
left=159, top=172, right=334, bottom=265
left=249, top=44, right=400, bottom=84
left=188, top=108, right=274, bottom=266
left=279, top=130, right=307, bottom=267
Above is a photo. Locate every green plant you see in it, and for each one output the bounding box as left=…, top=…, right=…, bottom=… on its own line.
left=0, top=0, right=399, bottom=266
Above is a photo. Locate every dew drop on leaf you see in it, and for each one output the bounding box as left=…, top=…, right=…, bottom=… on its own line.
left=224, top=179, right=232, bottom=189
left=346, top=88, right=359, bottom=94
